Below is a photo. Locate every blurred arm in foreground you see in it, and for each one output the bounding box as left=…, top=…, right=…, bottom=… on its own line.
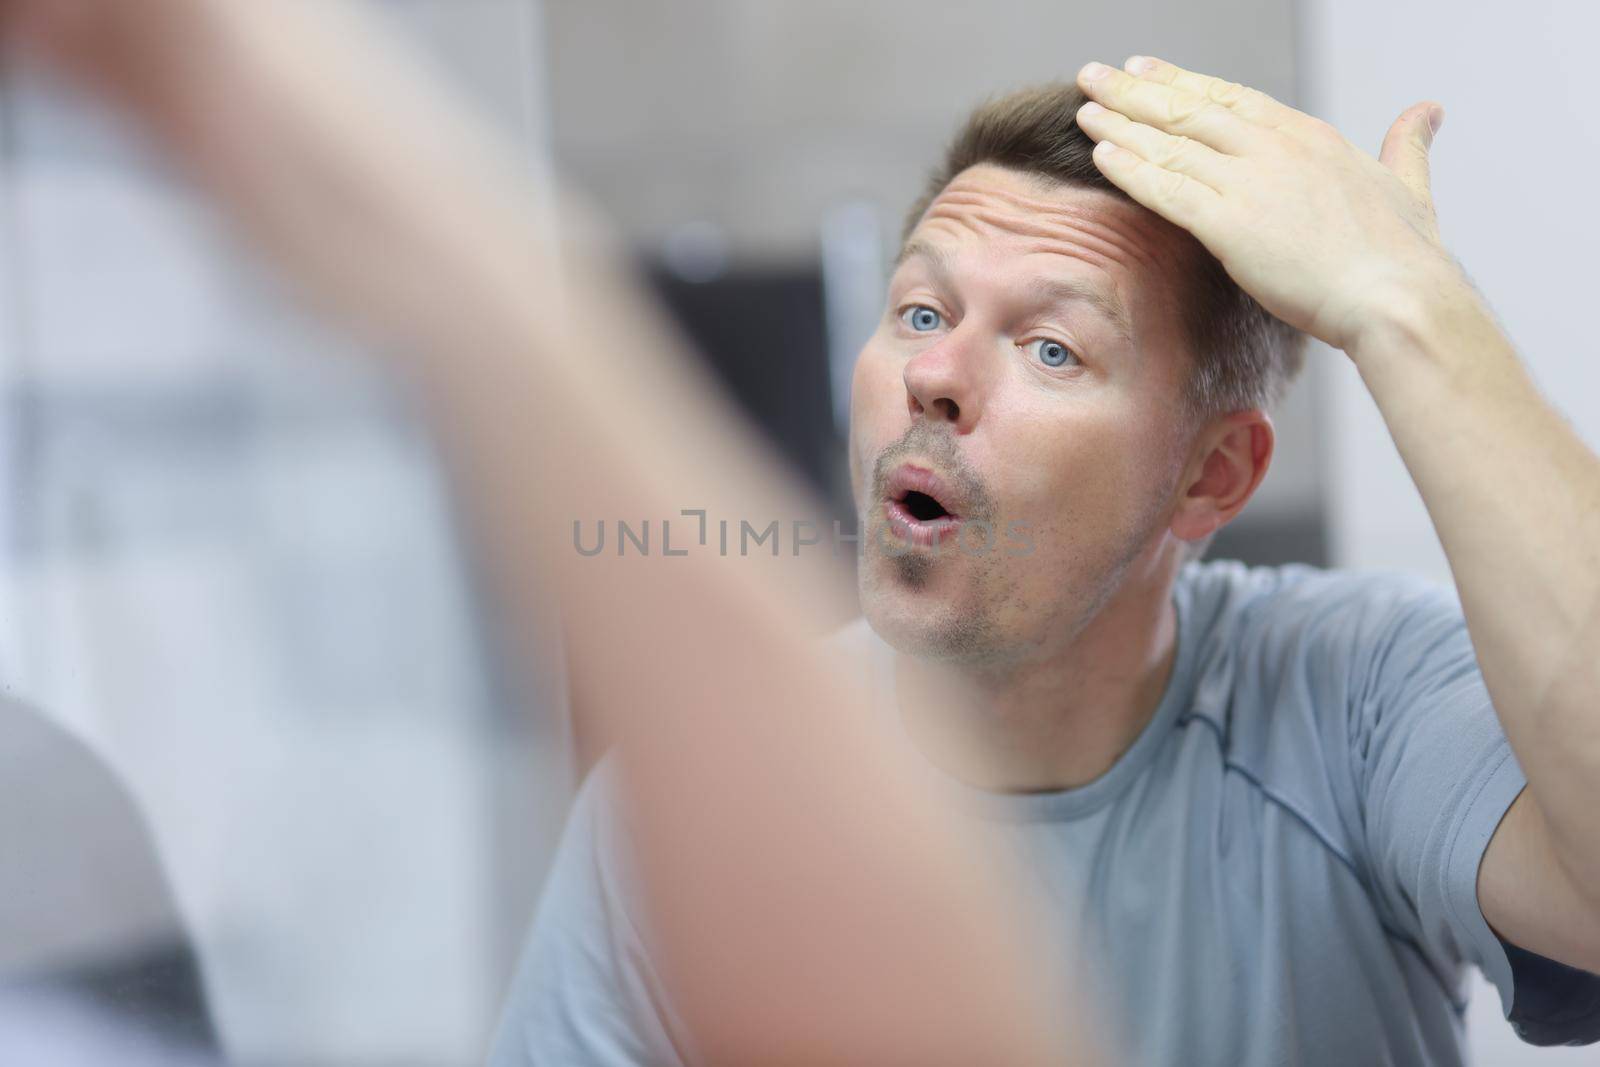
left=0, top=1, right=1096, bottom=1063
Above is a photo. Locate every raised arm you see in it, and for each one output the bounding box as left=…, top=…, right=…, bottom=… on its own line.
left=0, top=2, right=1096, bottom=1063
left=1071, top=53, right=1600, bottom=976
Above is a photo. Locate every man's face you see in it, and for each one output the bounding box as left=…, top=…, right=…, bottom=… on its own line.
left=848, top=163, right=1201, bottom=666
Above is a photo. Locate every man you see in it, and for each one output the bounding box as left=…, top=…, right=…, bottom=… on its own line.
left=492, top=67, right=1600, bottom=1064
left=6, top=2, right=1599, bottom=1062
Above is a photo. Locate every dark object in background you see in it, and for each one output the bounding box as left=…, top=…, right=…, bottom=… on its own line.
left=1209, top=513, right=1327, bottom=568
left=646, top=263, right=846, bottom=510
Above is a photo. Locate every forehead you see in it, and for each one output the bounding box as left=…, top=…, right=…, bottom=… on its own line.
left=901, top=163, right=1195, bottom=337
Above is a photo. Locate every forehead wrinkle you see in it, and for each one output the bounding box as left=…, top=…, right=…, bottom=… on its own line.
left=940, top=173, right=1173, bottom=246
left=923, top=192, right=1160, bottom=271
left=940, top=206, right=1154, bottom=272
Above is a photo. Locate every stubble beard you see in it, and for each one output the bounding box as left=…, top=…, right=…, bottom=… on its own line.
left=859, top=491, right=1170, bottom=672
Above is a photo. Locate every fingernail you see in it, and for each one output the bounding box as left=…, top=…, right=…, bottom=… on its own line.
left=1427, top=105, right=1445, bottom=136
left=1125, top=55, right=1157, bottom=75
left=1081, top=62, right=1112, bottom=82
left=1078, top=101, right=1106, bottom=119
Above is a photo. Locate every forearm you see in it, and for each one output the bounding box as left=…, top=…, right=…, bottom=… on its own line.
left=52, top=1, right=1089, bottom=1061
left=1348, top=275, right=1600, bottom=895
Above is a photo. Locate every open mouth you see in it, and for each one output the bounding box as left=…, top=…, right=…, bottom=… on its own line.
left=900, top=490, right=951, bottom=522
left=883, top=464, right=964, bottom=548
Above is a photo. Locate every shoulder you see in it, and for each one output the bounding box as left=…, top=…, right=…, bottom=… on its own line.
left=1179, top=558, right=1464, bottom=693
left=1177, top=558, right=1474, bottom=774
left=489, top=754, right=690, bottom=1066
left=1180, top=557, right=1456, bottom=637
left=520, top=753, right=643, bottom=957
left=1173, top=561, right=1490, bottom=887
left=551, top=754, right=631, bottom=895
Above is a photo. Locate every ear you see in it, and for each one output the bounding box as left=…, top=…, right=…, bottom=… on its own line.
left=1170, top=410, right=1274, bottom=546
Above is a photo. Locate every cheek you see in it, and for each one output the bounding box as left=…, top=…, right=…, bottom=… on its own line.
left=994, top=402, right=1174, bottom=536
left=850, top=337, right=902, bottom=414
left=848, top=343, right=903, bottom=466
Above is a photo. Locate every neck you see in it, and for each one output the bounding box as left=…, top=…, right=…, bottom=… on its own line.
left=894, top=552, right=1183, bottom=793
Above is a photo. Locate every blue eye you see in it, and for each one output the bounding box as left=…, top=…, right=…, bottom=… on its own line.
left=901, top=305, right=944, bottom=332
left=1027, top=338, right=1079, bottom=368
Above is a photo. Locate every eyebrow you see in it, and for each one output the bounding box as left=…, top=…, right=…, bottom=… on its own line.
left=895, top=239, right=1136, bottom=345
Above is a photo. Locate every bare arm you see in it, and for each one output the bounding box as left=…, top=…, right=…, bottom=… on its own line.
left=1343, top=276, right=1600, bottom=974
left=1073, top=53, right=1600, bottom=974
left=0, top=1, right=1095, bottom=1062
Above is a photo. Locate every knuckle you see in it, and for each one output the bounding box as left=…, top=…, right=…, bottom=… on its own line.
left=1298, top=115, right=1343, bottom=145
left=1166, top=94, right=1226, bottom=133
left=1207, top=79, right=1247, bottom=106
left=1163, top=93, right=1203, bottom=126
left=1157, top=133, right=1195, bottom=169
left=1156, top=168, right=1191, bottom=203
left=1248, top=86, right=1286, bottom=112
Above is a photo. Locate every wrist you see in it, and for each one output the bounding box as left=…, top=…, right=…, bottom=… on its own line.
left=1340, top=258, right=1487, bottom=371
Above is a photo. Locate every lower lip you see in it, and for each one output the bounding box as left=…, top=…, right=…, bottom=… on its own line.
left=883, top=499, right=962, bottom=547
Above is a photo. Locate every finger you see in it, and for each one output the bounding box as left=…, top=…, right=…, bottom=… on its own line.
left=1077, top=61, right=1263, bottom=156
left=1088, top=138, right=1221, bottom=237
left=1075, top=100, right=1234, bottom=192
left=1122, top=54, right=1301, bottom=131
left=1379, top=100, right=1443, bottom=203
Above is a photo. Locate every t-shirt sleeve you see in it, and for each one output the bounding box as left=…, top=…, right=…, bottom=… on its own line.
left=1351, top=578, right=1600, bottom=1046
left=486, top=759, right=691, bottom=1067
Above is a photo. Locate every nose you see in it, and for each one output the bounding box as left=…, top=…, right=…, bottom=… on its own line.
left=903, top=329, right=983, bottom=432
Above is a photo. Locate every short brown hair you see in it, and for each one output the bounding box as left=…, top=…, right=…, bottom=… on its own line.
left=903, top=81, right=1307, bottom=421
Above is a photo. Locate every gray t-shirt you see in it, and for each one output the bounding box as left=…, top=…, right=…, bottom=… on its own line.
left=488, top=560, right=1600, bottom=1065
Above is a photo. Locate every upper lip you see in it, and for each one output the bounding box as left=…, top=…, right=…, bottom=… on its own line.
left=885, top=463, right=963, bottom=520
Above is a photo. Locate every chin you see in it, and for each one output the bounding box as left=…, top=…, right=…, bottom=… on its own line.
left=858, top=565, right=996, bottom=663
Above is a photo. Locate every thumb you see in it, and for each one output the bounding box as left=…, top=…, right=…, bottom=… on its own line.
left=1379, top=101, right=1444, bottom=202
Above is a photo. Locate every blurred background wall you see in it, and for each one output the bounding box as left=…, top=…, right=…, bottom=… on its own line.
left=0, top=0, right=1588, bottom=1063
